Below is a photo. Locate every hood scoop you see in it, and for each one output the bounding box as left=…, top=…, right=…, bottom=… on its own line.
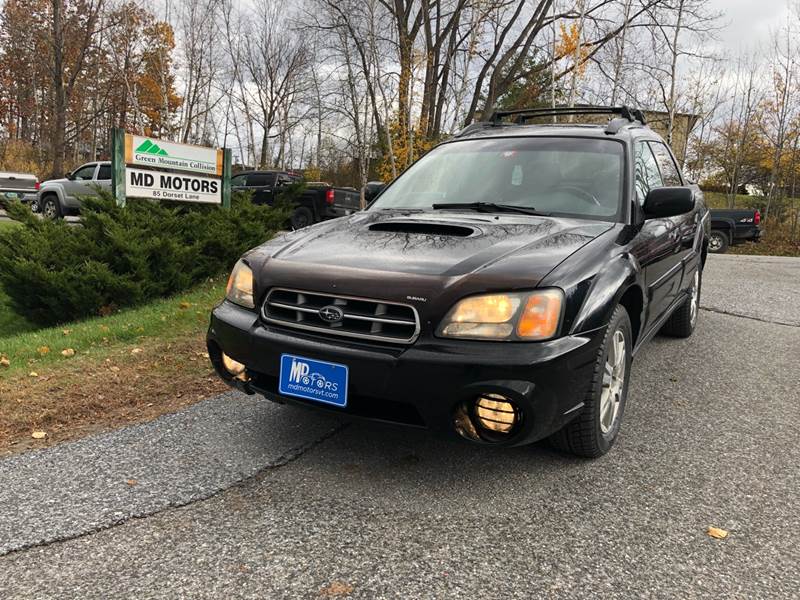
left=368, top=221, right=476, bottom=237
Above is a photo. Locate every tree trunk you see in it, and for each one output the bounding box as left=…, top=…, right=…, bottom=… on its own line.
left=51, top=0, right=66, bottom=178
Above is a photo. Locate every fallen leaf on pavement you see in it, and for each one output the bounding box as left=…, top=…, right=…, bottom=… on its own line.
left=31, top=431, right=47, bottom=439
left=319, top=581, right=354, bottom=597
left=61, top=348, right=76, bottom=357
left=707, top=526, right=729, bottom=539
left=126, top=479, right=138, bottom=486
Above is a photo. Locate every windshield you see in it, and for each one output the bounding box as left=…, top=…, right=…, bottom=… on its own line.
left=370, top=137, right=625, bottom=220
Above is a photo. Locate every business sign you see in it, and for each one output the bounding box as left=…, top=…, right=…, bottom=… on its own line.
left=112, top=128, right=231, bottom=208
left=125, top=167, right=221, bottom=204
left=125, top=134, right=223, bottom=176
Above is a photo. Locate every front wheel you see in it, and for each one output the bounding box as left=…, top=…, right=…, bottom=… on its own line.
left=41, top=195, right=62, bottom=220
left=708, top=230, right=729, bottom=254
left=549, top=304, right=632, bottom=458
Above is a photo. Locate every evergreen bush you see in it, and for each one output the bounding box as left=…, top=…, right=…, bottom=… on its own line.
left=0, top=190, right=291, bottom=325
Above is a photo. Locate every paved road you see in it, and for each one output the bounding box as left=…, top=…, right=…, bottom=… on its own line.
left=1, top=255, right=798, bottom=598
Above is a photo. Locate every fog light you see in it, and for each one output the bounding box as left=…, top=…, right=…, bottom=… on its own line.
left=221, top=352, right=248, bottom=381
left=475, top=394, right=518, bottom=434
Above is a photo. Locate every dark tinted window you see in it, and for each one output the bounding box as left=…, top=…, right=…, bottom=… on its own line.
left=649, top=142, right=682, bottom=186
left=247, top=172, right=274, bottom=187
left=230, top=174, right=247, bottom=186
left=276, top=174, right=293, bottom=186
left=96, top=164, right=111, bottom=180
left=72, top=164, right=96, bottom=180
left=634, top=143, right=663, bottom=205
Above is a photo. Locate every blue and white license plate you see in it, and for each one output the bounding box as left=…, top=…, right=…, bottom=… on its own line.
left=278, top=354, right=348, bottom=407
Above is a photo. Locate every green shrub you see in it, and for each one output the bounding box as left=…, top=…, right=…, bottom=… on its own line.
left=0, top=191, right=291, bottom=326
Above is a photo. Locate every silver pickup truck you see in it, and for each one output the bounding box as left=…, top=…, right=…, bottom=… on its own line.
left=36, top=161, right=111, bottom=219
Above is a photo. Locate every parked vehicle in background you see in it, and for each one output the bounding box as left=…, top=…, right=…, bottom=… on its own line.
left=0, top=171, right=38, bottom=207
left=36, top=161, right=112, bottom=219
left=232, top=170, right=361, bottom=229
left=709, top=208, right=761, bottom=253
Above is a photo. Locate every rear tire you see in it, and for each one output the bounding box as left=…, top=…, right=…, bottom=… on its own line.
left=290, top=206, right=314, bottom=229
left=41, top=195, right=61, bottom=220
left=661, top=268, right=701, bottom=338
left=549, top=304, right=632, bottom=458
left=708, top=230, right=729, bottom=254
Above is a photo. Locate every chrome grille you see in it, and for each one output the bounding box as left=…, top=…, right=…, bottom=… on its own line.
left=262, top=288, right=420, bottom=344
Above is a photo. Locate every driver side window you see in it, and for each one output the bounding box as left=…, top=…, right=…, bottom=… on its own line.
left=72, top=164, right=97, bottom=180
left=634, top=143, right=662, bottom=205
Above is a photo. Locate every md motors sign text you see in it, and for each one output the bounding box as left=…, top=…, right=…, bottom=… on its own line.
left=125, top=168, right=221, bottom=204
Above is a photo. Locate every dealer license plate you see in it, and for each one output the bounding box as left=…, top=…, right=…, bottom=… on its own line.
left=278, top=354, right=348, bottom=407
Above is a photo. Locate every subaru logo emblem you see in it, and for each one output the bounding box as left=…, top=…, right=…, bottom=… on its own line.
left=319, top=305, right=344, bottom=323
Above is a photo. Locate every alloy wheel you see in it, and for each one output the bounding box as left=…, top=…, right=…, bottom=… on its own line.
left=43, top=200, right=57, bottom=220
left=689, top=270, right=700, bottom=327
left=709, top=234, right=722, bottom=251
left=600, top=329, right=626, bottom=434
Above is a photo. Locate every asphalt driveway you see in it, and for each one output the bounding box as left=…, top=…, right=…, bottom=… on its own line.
left=0, top=254, right=798, bottom=598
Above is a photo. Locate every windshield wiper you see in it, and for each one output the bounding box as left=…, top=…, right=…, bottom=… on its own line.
left=431, top=202, right=548, bottom=216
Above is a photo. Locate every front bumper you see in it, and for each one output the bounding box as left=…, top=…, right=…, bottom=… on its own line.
left=207, top=300, right=605, bottom=446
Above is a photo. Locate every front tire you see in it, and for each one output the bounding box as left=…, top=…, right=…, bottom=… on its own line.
left=41, top=195, right=62, bottom=220
left=549, top=305, right=633, bottom=458
left=661, top=268, right=701, bottom=338
left=708, top=230, right=729, bottom=253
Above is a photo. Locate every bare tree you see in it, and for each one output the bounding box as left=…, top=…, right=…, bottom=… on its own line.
left=241, top=0, right=309, bottom=168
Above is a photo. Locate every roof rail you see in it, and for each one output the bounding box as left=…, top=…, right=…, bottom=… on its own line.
left=453, top=122, right=494, bottom=138
left=489, top=105, right=647, bottom=132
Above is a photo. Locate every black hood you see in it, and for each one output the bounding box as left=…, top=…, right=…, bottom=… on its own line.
left=246, top=210, right=613, bottom=310
left=257, top=211, right=610, bottom=276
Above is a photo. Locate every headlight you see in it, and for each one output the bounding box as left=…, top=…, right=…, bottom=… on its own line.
left=438, top=289, right=563, bottom=341
left=226, top=260, right=254, bottom=308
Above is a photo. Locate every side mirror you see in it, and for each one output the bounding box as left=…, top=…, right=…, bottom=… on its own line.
left=643, top=186, right=694, bottom=219
left=65, top=172, right=74, bottom=180
left=363, top=181, right=386, bottom=203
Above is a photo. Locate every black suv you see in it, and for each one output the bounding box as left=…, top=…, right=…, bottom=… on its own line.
left=208, top=106, right=709, bottom=458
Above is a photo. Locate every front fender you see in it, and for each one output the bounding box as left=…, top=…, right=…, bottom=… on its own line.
left=37, top=184, right=66, bottom=203
left=567, top=254, right=641, bottom=336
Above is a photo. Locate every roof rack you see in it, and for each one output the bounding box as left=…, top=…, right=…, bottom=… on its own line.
left=489, top=105, right=647, bottom=132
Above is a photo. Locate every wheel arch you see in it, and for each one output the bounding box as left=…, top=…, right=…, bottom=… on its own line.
left=566, top=254, right=644, bottom=341
left=617, top=285, right=644, bottom=347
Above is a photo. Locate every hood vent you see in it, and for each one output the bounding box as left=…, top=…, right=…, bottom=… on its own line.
left=368, top=221, right=475, bottom=237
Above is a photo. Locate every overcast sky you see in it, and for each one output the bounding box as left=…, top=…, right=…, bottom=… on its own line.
left=711, top=0, right=792, bottom=54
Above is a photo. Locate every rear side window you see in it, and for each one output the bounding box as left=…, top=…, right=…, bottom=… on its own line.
left=247, top=173, right=274, bottom=187
left=96, top=164, right=111, bottom=180
left=634, top=143, right=663, bottom=205
left=649, top=142, right=682, bottom=186
left=231, top=174, right=247, bottom=186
